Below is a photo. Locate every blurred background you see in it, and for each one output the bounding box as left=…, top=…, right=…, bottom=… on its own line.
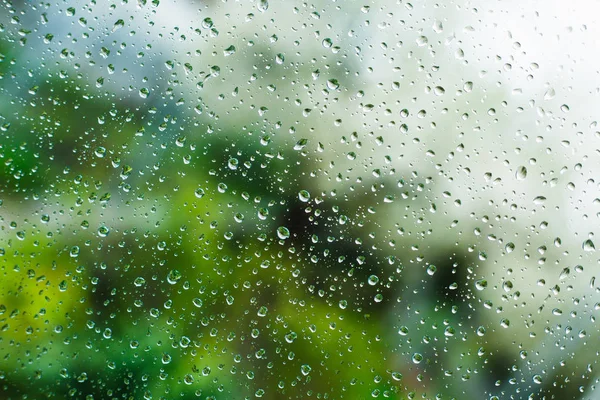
left=1, top=0, right=600, bottom=399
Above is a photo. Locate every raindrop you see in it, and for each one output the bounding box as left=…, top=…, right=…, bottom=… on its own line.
left=224, top=45, right=236, bottom=56
left=533, top=196, right=546, bottom=205
left=298, top=190, right=311, bottom=202
left=300, top=365, right=311, bottom=376
left=97, top=225, right=110, bottom=237
left=257, top=0, right=268, bottom=12
left=294, top=139, right=308, bottom=150
left=195, top=188, right=205, bottom=198
left=277, top=226, right=290, bottom=240
left=544, top=88, right=555, bottom=100
left=475, top=279, right=487, bottom=291
left=326, top=79, right=340, bottom=90
left=515, top=166, right=527, bottom=180
left=228, top=158, right=239, bottom=170
left=167, top=269, right=182, bottom=284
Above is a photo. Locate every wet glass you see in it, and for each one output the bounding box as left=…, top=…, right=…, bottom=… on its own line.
left=1, top=1, right=599, bottom=399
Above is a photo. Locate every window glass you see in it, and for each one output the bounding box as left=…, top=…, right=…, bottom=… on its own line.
left=0, top=1, right=598, bottom=399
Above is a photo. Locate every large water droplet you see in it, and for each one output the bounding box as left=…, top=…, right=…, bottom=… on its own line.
left=515, top=166, right=527, bottom=180
left=277, top=226, right=290, bottom=240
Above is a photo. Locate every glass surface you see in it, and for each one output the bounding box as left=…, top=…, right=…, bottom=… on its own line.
left=1, top=1, right=599, bottom=399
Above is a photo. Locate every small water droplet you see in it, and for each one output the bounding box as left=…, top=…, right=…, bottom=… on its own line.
left=257, top=306, right=268, bottom=317
left=475, top=279, right=487, bottom=291
left=298, top=190, right=311, bottom=202
left=326, top=78, right=339, bottom=90
left=167, top=269, right=182, bottom=284
left=257, top=0, right=268, bottom=12
left=112, top=19, right=125, bottom=32
left=300, top=364, right=311, bottom=376
left=515, top=166, right=527, bottom=180
left=544, top=88, right=555, bottom=100
left=228, top=157, right=239, bottom=170
left=412, top=353, right=423, bottom=364
left=533, top=196, right=546, bottom=205
left=583, top=239, right=595, bottom=252
left=368, top=275, right=379, bottom=285
left=277, top=226, right=290, bottom=240
left=294, top=138, right=308, bottom=150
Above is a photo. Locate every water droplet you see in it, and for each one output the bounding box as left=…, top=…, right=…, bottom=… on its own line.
left=167, top=269, right=182, bottom=284
left=103, top=328, right=112, bottom=339
left=139, top=88, right=149, bottom=98
left=224, top=45, right=236, bottom=56
left=326, top=79, right=340, bottom=90
left=277, top=226, right=290, bottom=240
left=112, top=19, right=125, bottom=32
left=257, top=0, right=268, bottom=12
left=475, top=279, right=487, bottom=291
left=533, top=196, right=546, bottom=205
left=95, top=147, right=106, bottom=158
left=69, top=246, right=80, bottom=258
left=505, top=242, right=515, bottom=253
left=294, top=138, right=308, bottom=150
left=583, top=239, right=595, bottom=252
left=257, top=306, right=268, bottom=317
left=368, top=275, right=379, bottom=285
left=416, top=36, right=428, bottom=46
left=300, top=364, right=311, bottom=376
left=298, top=190, right=311, bottom=202
left=228, top=157, right=239, bottom=170
left=516, top=166, right=527, bottom=180
left=322, top=38, right=333, bottom=48
left=97, top=225, right=110, bottom=237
